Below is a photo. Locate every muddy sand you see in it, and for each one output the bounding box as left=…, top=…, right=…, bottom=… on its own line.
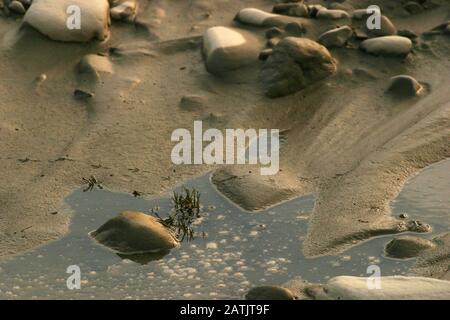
left=0, top=0, right=449, bottom=298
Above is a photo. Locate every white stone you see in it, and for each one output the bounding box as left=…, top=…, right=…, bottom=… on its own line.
left=235, top=8, right=278, bottom=26
left=23, top=0, right=110, bottom=42
left=202, top=26, right=260, bottom=74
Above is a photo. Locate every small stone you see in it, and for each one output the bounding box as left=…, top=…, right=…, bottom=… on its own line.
left=387, top=75, right=423, bottom=97
left=18, top=0, right=32, bottom=8
left=404, top=2, right=424, bottom=14
left=202, top=26, right=260, bottom=74
left=36, top=73, right=47, bottom=83
left=318, top=25, right=353, bottom=48
left=316, top=9, right=349, bottom=20
left=360, top=36, right=412, bottom=56
left=307, top=5, right=327, bottom=18
left=399, top=213, right=409, bottom=219
left=385, top=236, right=435, bottom=259
left=265, top=27, right=283, bottom=39
left=273, top=3, right=308, bottom=18
left=267, top=38, right=280, bottom=48
left=9, top=1, right=26, bottom=14
left=74, top=89, right=94, bottom=99
left=352, top=9, right=369, bottom=20
left=246, top=286, right=295, bottom=300
left=429, top=21, right=450, bottom=35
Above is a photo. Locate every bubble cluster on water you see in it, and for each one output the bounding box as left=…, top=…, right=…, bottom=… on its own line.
left=2, top=161, right=448, bottom=300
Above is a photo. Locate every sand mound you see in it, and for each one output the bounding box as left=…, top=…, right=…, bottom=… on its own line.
left=212, top=167, right=300, bottom=211
left=202, top=26, right=261, bottom=75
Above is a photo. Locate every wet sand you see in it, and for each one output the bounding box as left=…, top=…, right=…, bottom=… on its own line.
left=0, top=0, right=449, bottom=295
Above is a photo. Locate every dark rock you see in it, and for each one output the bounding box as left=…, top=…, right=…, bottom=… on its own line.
left=387, top=75, right=423, bottom=97
left=260, top=37, right=337, bottom=98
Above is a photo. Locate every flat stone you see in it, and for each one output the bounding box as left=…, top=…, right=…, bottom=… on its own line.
left=360, top=36, right=412, bottom=56
left=366, top=15, right=397, bottom=37
left=316, top=9, right=349, bottom=20
left=9, top=1, right=26, bottom=14
left=261, top=37, right=337, bottom=98
left=110, top=0, right=137, bottom=22
left=235, top=8, right=291, bottom=28
left=387, top=75, right=423, bottom=97
left=318, top=25, right=353, bottom=48
left=273, top=3, right=308, bottom=17
left=179, top=94, right=206, bottom=110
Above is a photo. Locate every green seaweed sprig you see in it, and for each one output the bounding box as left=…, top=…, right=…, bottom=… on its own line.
left=152, top=187, right=201, bottom=242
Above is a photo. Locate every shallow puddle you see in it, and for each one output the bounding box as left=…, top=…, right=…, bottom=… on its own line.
left=0, top=160, right=449, bottom=299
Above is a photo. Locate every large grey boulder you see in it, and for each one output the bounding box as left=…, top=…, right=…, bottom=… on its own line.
left=318, top=26, right=353, bottom=48
left=260, top=37, right=337, bottom=98
left=386, top=75, right=423, bottom=97
left=202, top=26, right=260, bottom=75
